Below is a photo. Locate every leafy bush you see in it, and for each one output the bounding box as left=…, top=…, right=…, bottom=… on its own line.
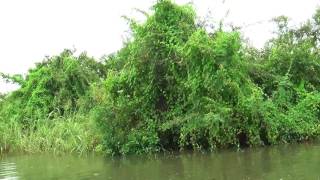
left=0, top=50, right=105, bottom=153
left=0, top=50, right=105, bottom=126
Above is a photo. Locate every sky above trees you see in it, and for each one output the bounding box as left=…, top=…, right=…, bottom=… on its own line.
left=0, top=0, right=319, bottom=92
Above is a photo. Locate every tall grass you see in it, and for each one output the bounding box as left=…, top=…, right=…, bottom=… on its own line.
left=0, top=115, right=103, bottom=155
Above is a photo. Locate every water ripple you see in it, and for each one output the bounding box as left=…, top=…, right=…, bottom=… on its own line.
left=0, top=161, right=18, bottom=180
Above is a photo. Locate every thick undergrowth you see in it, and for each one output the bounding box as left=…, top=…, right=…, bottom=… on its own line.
left=1, top=0, right=320, bottom=155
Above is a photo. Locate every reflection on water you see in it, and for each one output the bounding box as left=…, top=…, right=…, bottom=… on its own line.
left=0, top=162, right=18, bottom=180
left=1, top=143, right=320, bottom=180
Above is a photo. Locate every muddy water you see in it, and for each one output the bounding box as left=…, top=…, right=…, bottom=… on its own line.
left=1, top=143, right=319, bottom=180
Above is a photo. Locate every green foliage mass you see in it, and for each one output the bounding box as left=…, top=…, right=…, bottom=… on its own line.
left=0, top=50, right=105, bottom=154
left=1, top=50, right=105, bottom=124
left=1, top=0, right=320, bottom=155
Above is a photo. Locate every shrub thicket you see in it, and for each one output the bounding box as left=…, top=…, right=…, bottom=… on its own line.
left=0, top=50, right=105, bottom=153
left=1, top=0, right=320, bottom=155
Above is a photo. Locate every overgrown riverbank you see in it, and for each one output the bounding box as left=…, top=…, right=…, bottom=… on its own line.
left=1, top=0, right=320, bottom=155
left=0, top=115, right=102, bottom=154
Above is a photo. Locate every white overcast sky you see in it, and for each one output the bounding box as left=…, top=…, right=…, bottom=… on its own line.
left=0, top=0, right=319, bottom=93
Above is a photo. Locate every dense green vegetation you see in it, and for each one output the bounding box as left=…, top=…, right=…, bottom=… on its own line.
left=1, top=0, right=320, bottom=155
left=0, top=50, right=104, bottom=154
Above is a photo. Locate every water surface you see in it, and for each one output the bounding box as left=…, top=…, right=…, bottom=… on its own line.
left=1, top=143, right=320, bottom=180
